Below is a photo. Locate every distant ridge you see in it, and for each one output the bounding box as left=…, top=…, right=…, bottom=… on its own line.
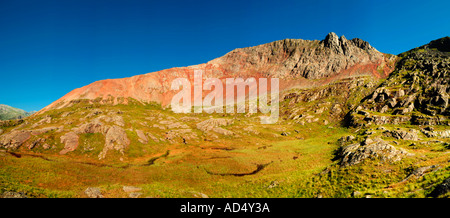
left=0, top=104, right=34, bottom=120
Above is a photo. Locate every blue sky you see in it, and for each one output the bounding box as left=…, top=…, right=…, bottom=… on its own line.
left=0, top=0, right=449, bottom=111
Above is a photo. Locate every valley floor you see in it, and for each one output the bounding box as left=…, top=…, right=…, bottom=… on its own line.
left=2, top=122, right=449, bottom=198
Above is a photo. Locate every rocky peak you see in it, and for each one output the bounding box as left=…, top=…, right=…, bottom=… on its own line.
left=351, top=38, right=374, bottom=51
left=322, top=32, right=343, bottom=53
left=321, top=32, right=376, bottom=54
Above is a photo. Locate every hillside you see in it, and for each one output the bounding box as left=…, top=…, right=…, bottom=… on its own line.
left=1, top=34, right=449, bottom=198
left=37, top=32, right=395, bottom=114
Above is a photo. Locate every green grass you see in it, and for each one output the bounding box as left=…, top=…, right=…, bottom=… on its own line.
left=1, top=85, right=450, bottom=198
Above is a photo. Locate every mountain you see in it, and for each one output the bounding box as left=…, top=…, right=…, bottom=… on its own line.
left=37, top=32, right=395, bottom=114
left=0, top=104, right=34, bottom=120
left=1, top=34, right=449, bottom=198
left=347, top=36, right=450, bottom=127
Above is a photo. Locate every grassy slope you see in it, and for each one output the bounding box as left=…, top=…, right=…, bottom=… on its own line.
left=1, top=75, right=449, bottom=198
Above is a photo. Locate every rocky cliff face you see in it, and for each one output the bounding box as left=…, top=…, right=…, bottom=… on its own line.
left=347, top=36, right=450, bottom=127
left=37, top=32, right=395, bottom=114
left=212, top=32, right=393, bottom=80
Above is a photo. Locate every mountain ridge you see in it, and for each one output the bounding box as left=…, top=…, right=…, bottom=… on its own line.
left=36, top=32, right=396, bottom=115
left=2, top=34, right=450, bottom=198
left=0, top=104, right=34, bottom=121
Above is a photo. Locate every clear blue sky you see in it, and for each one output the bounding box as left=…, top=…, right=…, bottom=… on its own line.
left=1, top=0, right=449, bottom=111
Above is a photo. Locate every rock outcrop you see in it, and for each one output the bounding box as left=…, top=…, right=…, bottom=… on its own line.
left=0, top=130, right=31, bottom=149
left=99, top=125, right=130, bottom=160
left=347, top=36, right=450, bottom=127
left=428, top=177, right=450, bottom=197
left=60, top=131, right=79, bottom=155
left=84, top=187, right=103, bottom=198
left=339, top=137, right=411, bottom=167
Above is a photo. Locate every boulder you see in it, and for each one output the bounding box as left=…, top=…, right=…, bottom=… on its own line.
left=98, top=125, right=130, bottom=160
left=74, top=120, right=106, bottom=134
left=60, top=132, right=79, bottom=154
left=383, top=129, right=420, bottom=141
left=340, top=137, right=410, bottom=167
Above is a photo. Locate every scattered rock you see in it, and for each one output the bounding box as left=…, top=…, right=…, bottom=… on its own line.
left=129, top=192, right=143, bottom=198
left=281, top=132, right=290, bottom=136
left=28, top=138, right=45, bottom=149
left=0, top=130, right=31, bottom=149
left=85, top=109, right=103, bottom=118
left=196, top=118, right=233, bottom=132
left=31, top=127, right=59, bottom=135
left=188, top=191, right=209, bottom=198
left=123, top=186, right=142, bottom=193
left=180, top=117, right=200, bottom=122
left=84, top=187, right=103, bottom=198
left=243, top=126, right=260, bottom=135
left=147, top=132, right=160, bottom=142
left=165, top=129, right=197, bottom=143
left=42, top=143, right=51, bottom=150
left=338, top=135, right=355, bottom=144
left=74, top=120, right=106, bottom=134
left=1, top=191, right=28, bottom=198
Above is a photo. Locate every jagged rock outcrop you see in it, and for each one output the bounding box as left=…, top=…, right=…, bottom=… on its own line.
left=212, top=32, right=393, bottom=80
left=339, top=137, right=411, bottom=167
left=347, top=36, right=450, bottom=127
left=283, top=76, right=379, bottom=124
left=196, top=118, right=235, bottom=136
left=196, top=118, right=234, bottom=132
left=382, top=128, right=420, bottom=141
